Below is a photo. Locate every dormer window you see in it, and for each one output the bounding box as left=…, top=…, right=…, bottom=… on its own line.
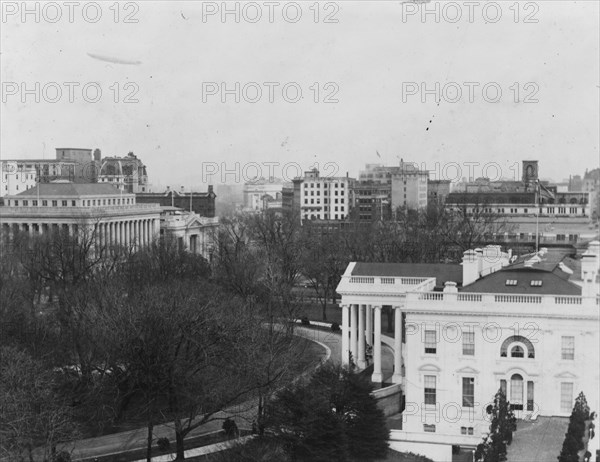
left=505, top=279, right=517, bottom=286
left=530, top=280, right=542, bottom=287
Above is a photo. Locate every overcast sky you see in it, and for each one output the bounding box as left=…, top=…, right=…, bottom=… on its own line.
left=1, top=1, right=599, bottom=188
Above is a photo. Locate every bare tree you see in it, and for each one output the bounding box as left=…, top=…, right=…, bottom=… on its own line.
left=0, top=346, right=78, bottom=462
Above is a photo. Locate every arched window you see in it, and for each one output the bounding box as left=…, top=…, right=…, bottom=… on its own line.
left=511, top=345, right=524, bottom=358
left=500, top=336, right=535, bottom=358
left=511, top=374, right=524, bottom=410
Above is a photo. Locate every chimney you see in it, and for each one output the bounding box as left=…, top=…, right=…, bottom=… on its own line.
left=581, top=240, right=600, bottom=297
left=462, top=250, right=481, bottom=287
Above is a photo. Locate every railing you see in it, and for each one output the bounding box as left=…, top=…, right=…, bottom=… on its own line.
left=350, top=276, right=375, bottom=284
left=494, top=295, right=542, bottom=304
left=418, top=293, right=444, bottom=300
left=555, top=296, right=582, bottom=305
left=348, top=276, right=431, bottom=286
left=458, top=293, right=483, bottom=302
left=407, top=291, right=598, bottom=308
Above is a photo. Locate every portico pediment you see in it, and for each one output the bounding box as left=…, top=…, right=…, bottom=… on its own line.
left=554, top=371, right=578, bottom=379
left=418, top=363, right=441, bottom=373
left=456, top=366, right=480, bottom=375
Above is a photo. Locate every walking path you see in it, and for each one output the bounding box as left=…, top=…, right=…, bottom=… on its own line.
left=506, top=416, right=568, bottom=462
left=44, top=324, right=395, bottom=461
left=55, top=327, right=331, bottom=461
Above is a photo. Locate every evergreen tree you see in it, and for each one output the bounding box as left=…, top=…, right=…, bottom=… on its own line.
left=266, top=364, right=389, bottom=461
left=558, top=392, right=593, bottom=462
left=475, top=389, right=515, bottom=462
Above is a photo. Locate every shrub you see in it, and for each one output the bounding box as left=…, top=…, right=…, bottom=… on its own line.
left=331, top=322, right=340, bottom=332
left=157, top=437, right=170, bottom=452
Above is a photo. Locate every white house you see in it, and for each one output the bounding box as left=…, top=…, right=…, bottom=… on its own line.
left=336, top=243, right=600, bottom=461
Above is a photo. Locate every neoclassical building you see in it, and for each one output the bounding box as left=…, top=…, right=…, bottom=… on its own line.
left=158, top=206, right=219, bottom=260
left=336, top=243, right=599, bottom=460
left=1, top=182, right=161, bottom=250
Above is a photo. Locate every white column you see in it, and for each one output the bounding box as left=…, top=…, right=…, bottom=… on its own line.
left=366, top=304, right=373, bottom=346
left=372, top=305, right=383, bottom=383
left=350, top=304, right=358, bottom=367
left=143, top=220, right=148, bottom=247
left=358, top=304, right=366, bottom=369
left=392, top=305, right=403, bottom=384
left=135, top=220, right=141, bottom=248
left=341, top=304, right=350, bottom=366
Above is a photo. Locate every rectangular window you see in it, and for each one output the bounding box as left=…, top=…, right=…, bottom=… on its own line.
left=424, top=330, right=436, bottom=354
left=424, top=375, right=436, bottom=405
left=71, top=200, right=76, bottom=206
left=14, top=200, right=19, bottom=206
left=561, top=336, right=574, bottom=360
left=561, top=382, right=573, bottom=413
left=42, top=200, right=48, bottom=206
left=52, top=200, right=57, bottom=207
left=32, top=200, right=38, bottom=206
left=500, top=379, right=507, bottom=395
left=462, top=377, right=475, bottom=407
left=423, top=424, right=436, bottom=433
left=23, top=200, right=28, bottom=206
left=463, top=332, right=475, bottom=355
left=461, top=427, right=474, bottom=435
left=527, top=381, right=534, bottom=411
left=62, top=200, right=67, bottom=207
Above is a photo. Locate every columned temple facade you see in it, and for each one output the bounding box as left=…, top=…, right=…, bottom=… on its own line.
left=1, top=183, right=161, bottom=250
left=336, top=244, right=600, bottom=459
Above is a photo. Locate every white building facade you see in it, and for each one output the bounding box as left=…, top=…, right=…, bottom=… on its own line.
left=159, top=207, right=219, bottom=260
left=336, top=243, right=600, bottom=461
left=1, top=183, right=161, bottom=251
left=300, top=169, right=352, bottom=223
left=1, top=161, right=37, bottom=197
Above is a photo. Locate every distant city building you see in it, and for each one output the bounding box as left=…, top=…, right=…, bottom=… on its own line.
left=291, top=168, right=354, bottom=224
left=1, top=161, right=37, bottom=197
left=243, top=178, right=290, bottom=211
left=136, top=186, right=216, bottom=218
left=1, top=182, right=161, bottom=251
left=446, top=161, right=595, bottom=245
left=0, top=153, right=96, bottom=188
left=354, top=161, right=429, bottom=222
left=99, top=152, right=149, bottom=193
left=158, top=207, right=219, bottom=260
left=427, top=180, right=451, bottom=205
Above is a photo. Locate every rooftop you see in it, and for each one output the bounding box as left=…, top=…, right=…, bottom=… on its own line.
left=13, top=183, right=125, bottom=197
left=352, top=262, right=463, bottom=287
